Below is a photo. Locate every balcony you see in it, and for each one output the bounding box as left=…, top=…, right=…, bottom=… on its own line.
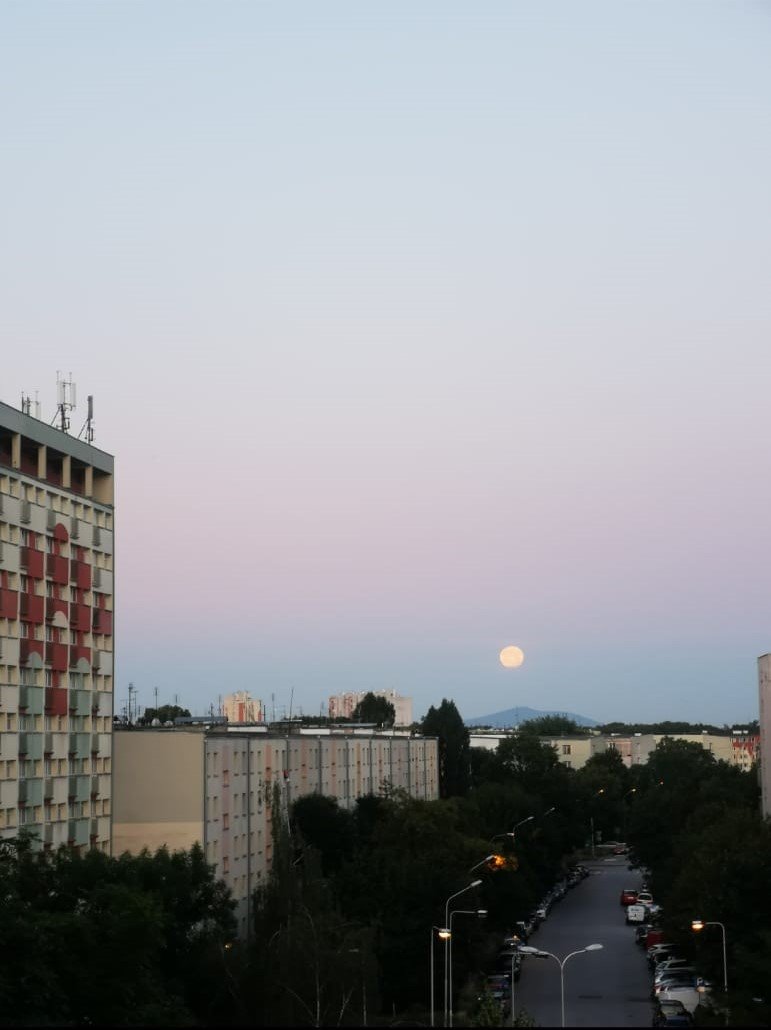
left=45, top=686, right=68, bottom=717
left=19, top=639, right=44, bottom=665
left=45, top=642, right=68, bottom=672
left=20, top=547, right=44, bottom=579
left=44, top=776, right=54, bottom=800
left=68, top=733, right=91, bottom=757
left=18, top=733, right=44, bottom=760
left=19, top=685, right=45, bottom=715
left=46, top=554, right=69, bottom=585
left=19, top=593, right=44, bottom=623
left=69, top=603, right=91, bottom=633
left=67, top=818, right=90, bottom=847
left=92, top=609, right=112, bottom=635
left=45, top=596, right=68, bottom=621
left=0, top=587, right=18, bottom=619
left=68, top=775, right=90, bottom=803
left=18, top=778, right=44, bottom=807
left=69, top=689, right=91, bottom=716
left=68, top=644, right=91, bottom=669
left=90, top=775, right=100, bottom=799
left=69, top=560, right=91, bottom=590
left=90, top=734, right=100, bottom=755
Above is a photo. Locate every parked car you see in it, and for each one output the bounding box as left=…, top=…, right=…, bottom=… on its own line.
left=655, top=960, right=695, bottom=982
left=620, top=888, right=638, bottom=906
left=657, top=986, right=703, bottom=1014
left=637, top=891, right=654, bottom=906
left=645, top=929, right=667, bottom=949
left=653, top=999, right=693, bottom=1026
left=626, top=904, right=647, bottom=924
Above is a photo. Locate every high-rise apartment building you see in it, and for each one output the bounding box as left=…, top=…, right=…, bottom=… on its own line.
left=328, top=689, right=413, bottom=726
left=222, top=690, right=262, bottom=723
left=0, top=400, right=114, bottom=851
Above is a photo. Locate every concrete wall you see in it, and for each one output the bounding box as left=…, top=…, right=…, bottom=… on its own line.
left=112, top=730, right=204, bottom=855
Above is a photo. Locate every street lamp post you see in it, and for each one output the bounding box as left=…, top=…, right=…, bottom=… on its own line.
left=520, top=944, right=604, bottom=1027
left=430, top=926, right=451, bottom=1027
left=448, top=908, right=487, bottom=1027
left=691, top=920, right=728, bottom=993
left=443, top=880, right=482, bottom=1027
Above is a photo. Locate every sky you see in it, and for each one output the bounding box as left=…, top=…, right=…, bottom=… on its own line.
left=2, top=2, right=770, bottom=725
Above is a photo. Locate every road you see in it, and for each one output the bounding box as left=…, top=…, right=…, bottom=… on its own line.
left=512, top=857, right=652, bottom=1027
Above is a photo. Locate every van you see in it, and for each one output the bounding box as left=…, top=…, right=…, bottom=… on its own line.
left=626, top=904, right=646, bottom=924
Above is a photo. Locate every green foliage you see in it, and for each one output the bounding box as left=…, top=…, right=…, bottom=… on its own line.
left=422, top=699, right=471, bottom=797
left=139, top=704, right=191, bottom=725
left=518, top=715, right=584, bottom=736
left=468, top=988, right=503, bottom=1026
left=351, top=691, right=396, bottom=727
left=0, top=837, right=235, bottom=1026
left=598, top=721, right=731, bottom=736
left=291, top=793, right=355, bottom=874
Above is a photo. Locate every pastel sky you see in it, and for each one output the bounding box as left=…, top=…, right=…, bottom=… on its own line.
left=2, top=2, right=770, bottom=725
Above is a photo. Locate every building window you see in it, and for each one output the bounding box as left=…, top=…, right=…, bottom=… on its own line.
left=562, top=745, right=571, bottom=755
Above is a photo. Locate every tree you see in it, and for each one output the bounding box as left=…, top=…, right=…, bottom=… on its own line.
left=351, top=692, right=396, bottom=727
left=518, top=715, right=584, bottom=736
left=422, top=699, right=470, bottom=797
left=139, top=704, right=191, bottom=725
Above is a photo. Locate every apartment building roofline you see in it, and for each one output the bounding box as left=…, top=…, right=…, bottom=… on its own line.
left=0, top=399, right=114, bottom=472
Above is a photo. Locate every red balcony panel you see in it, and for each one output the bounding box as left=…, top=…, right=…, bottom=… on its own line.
left=69, top=603, right=91, bottom=632
left=70, top=560, right=92, bottom=590
left=69, top=644, right=91, bottom=668
left=20, top=593, right=45, bottom=623
left=0, top=588, right=18, bottom=619
left=45, top=642, right=68, bottom=671
left=92, top=609, right=112, bottom=635
left=19, top=639, right=44, bottom=663
left=21, top=547, right=45, bottom=579
left=46, top=554, right=69, bottom=585
left=46, top=597, right=68, bottom=621
left=46, top=686, right=68, bottom=716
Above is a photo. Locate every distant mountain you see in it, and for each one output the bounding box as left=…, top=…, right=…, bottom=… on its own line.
left=466, top=705, right=599, bottom=729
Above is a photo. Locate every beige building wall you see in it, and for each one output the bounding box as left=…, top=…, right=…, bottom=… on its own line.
left=759, top=654, right=771, bottom=817
left=328, top=689, right=413, bottom=726
left=112, top=730, right=204, bottom=855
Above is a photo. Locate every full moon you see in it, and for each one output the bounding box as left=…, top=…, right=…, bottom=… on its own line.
left=499, top=645, right=525, bottom=669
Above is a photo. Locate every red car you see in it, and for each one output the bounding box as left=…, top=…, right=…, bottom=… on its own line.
left=620, top=888, right=638, bottom=906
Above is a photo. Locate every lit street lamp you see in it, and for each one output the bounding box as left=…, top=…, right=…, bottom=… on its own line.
left=429, top=925, right=451, bottom=1027
left=520, top=944, right=604, bottom=1027
left=691, top=919, right=728, bottom=993
left=469, top=853, right=496, bottom=874
left=443, top=880, right=482, bottom=1026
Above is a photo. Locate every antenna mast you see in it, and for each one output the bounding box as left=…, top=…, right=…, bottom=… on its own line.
left=53, top=371, right=77, bottom=433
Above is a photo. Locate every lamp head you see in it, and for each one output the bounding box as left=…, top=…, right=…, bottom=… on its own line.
left=691, top=920, right=705, bottom=933
left=438, top=928, right=451, bottom=939
left=584, top=944, right=603, bottom=952
left=476, top=909, right=488, bottom=918
left=470, top=878, right=482, bottom=888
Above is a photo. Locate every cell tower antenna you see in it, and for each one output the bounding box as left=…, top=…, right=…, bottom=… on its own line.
left=78, top=395, right=95, bottom=443
left=52, top=371, right=77, bottom=433
left=20, top=393, right=31, bottom=416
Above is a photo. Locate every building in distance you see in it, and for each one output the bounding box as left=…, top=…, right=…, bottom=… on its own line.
left=328, top=689, right=412, bottom=727
left=222, top=690, right=262, bottom=724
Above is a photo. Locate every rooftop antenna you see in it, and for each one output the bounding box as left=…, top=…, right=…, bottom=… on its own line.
left=77, top=395, right=94, bottom=443
left=52, top=371, right=76, bottom=433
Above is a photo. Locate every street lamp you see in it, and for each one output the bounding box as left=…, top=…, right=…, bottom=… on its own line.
left=443, top=880, right=482, bottom=1026
left=492, top=815, right=535, bottom=844
left=691, top=919, right=728, bottom=992
left=448, top=909, right=487, bottom=1027
left=521, top=944, right=604, bottom=1027
left=469, top=853, right=496, bottom=873
left=430, top=926, right=451, bottom=1027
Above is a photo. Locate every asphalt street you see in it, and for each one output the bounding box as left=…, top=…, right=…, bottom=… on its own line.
left=512, top=857, right=653, bottom=1027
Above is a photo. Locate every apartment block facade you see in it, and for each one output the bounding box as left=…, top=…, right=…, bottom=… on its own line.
left=0, top=401, right=114, bottom=851
left=759, top=654, right=771, bottom=817
left=328, top=689, right=413, bottom=727
left=113, top=727, right=439, bottom=937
